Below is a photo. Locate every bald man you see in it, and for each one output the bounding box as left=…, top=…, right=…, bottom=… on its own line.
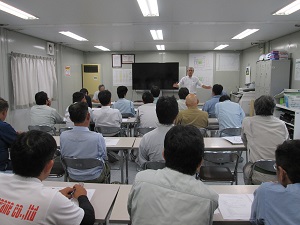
left=174, top=94, right=208, bottom=128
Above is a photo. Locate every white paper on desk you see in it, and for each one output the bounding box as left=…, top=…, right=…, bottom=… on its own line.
left=104, top=138, right=119, bottom=146
left=218, top=194, right=252, bottom=220
left=122, top=119, right=128, bottom=122
left=52, top=187, right=95, bottom=201
left=222, top=136, right=243, bottom=145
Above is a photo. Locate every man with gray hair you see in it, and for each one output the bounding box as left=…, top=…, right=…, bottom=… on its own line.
left=242, top=95, right=289, bottom=185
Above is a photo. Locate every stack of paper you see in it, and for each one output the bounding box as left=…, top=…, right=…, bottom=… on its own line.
left=222, top=136, right=243, bottom=145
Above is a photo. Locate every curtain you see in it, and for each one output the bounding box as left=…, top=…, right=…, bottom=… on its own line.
left=11, top=52, right=57, bottom=108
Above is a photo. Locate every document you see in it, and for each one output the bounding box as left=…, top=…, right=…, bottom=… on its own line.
left=122, top=119, right=128, bottom=122
left=104, top=138, right=119, bottom=146
left=222, top=136, right=243, bottom=145
left=52, top=187, right=95, bottom=201
left=218, top=194, right=253, bottom=220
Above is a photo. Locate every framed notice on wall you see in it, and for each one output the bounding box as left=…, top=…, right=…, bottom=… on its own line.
left=112, top=54, right=122, bottom=68
left=122, top=54, right=135, bottom=64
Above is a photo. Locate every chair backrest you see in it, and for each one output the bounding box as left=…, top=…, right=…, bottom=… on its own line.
left=136, top=127, right=155, bottom=137
left=49, top=149, right=65, bottom=178
left=122, top=113, right=134, bottom=118
left=199, top=128, right=208, bottom=137
left=95, top=126, right=121, bottom=137
left=219, top=127, right=241, bottom=137
left=252, top=159, right=276, bottom=174
left=28, top=125, right=56, bottom=135
left=143, top=161, right=166, bottom=170
left=59, top=127, right=73, bottom=135
left=62, top=157, right=103, bottom=170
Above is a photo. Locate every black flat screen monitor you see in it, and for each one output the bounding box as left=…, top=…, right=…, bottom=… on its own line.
left=132, top=62, right=179, bottom=90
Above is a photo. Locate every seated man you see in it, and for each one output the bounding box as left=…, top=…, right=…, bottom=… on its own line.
left=215, top=95, right=245, bottom=131
left=202, top=84, right=223, bottom=118
left=150, top=85, right=160, bottom=104
left=242, top=95, right=289, bottom=185
left=0, top=98, right=18, bottom=171
left=65, top=92, right=93, bottom=127
left=177, top=87, right=189, bottom=111
left=93, top=90, right=122, bottom=128
left=80, top=88, right=92, bottom=108
left=30, top=91, right=64, bottom=128
left=61, top=102, right=109, bottom=183
left=137, top=91, right=159, bottom=128
left=250, top=140, right=300, bottom=225
left=128, top=125, right=219, bottom=225
left=92, top=84, right=105, bottom=103
left=0, top=130, right=95, bottom=225
left=138, top=96, right=178, bottom=167
left=175, top=93, right=208, bottom=128
left=112, top=86, right=135, bottom=117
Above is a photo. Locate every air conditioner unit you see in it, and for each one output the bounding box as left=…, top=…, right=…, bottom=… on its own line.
left=82, top=64, right=101, bottom=95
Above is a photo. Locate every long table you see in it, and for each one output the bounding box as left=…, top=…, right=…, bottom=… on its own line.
left=109, top=185, right=259, bottom=224
left=54, top=136, right=136, bottom=184
left=43, top=181, right=120, bottom=224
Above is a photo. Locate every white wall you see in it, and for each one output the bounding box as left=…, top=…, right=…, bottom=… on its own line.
left=0, top=28, right=84, bottom=131
left=240, top=30, right=300, bottom=90
left=85, top=51, right=241, bottom=103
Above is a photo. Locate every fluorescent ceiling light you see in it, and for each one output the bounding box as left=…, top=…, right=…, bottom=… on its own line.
left=137, top=0, right=159, bottom=17
left=59, top=31, right=88, bottom=41
left=214, top=45, right=229, bottom=50
left=273, top=0, right=300, bottom=15
left=156, top=45, right=165, bottom=50
left=0, top=1, right=38, bottom=20
left=232, top=29, right=259, bottom=39
left=150, top=30, right=163, bottom=40
left=94, top=46, right=110, bottom=51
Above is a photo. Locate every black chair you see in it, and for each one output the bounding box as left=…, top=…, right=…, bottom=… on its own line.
left=121, top=113, right=135, bottom=118
left=199, top=128, right=208, bottom=137
left=48, top=149, right=65, bottom=179
left=143, top=161, right=166, bottom=170
left=136, top=127, right=155, bottom=137
left=198, top=152, right=239, bottom=185
left=219, top=127, right=241, bottom=137
left=249, top=159, right=277, bottom=185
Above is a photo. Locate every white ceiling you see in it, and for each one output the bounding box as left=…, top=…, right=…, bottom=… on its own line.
left=1, top=0, right=300, bottom=52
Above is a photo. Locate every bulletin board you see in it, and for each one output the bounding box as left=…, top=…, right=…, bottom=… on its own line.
left=189, top=53, right=214, bottom=86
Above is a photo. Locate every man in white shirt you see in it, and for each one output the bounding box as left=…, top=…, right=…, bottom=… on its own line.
left=138, top=96, right=178, bottom=167
left=30, top=91, right=64, bottom=128
left=137, top=91, right=158, bottom=128
left=92, top=84, right=105, bottom=103
left=65, top=92, right=93, bottom=127
left=128, top=125, right=219, bottom=225
left=0, top=130, right=95, bottom=225
left=173, top=67, right=211, bottom=94
left=93, top=90, right=122, bottom=128
left=177, top=87, right=189, bottom=111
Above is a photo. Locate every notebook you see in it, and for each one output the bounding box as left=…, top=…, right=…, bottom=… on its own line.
left=222, top=136, right=243, bottom=145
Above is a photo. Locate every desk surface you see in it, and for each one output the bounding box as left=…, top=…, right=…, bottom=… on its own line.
left=133, top=137, right=246, bottom=151
left=43, top=181, right=120, bottom=223
left=54, top=136, right=136, bottom=150
left=109, top=184, right=259, bottom=224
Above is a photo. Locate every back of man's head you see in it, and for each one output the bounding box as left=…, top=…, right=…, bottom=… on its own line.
left=35, top=91, right=48, bottom=105
left=185, top=94, right=198, bottom=108
left=212, top=84, right=223, bottom=96
left=150, top=86, right=160, bottom=98
left=178, top=87, right=189, bottom=100
left=142, top=91, right=154, bottom=104
left=98, top=90, right=111, bottom=106
left=72, top=92, right=85, bottom=103
left=254, top=95, right=275, bottom=116
left=80, top=88, right=89, bottom=95
left=10, top=130, right=57, bottom=177
left=156, top=96, right=178, bottom=125
left=117, top=86, right=128, bottom=98
left=276, top=140, right=300, bottom=184
left=164, top=125, right=204, bottom=175
left=69, top=102, right=88, bottom=124
left=0, top=97, right=9, bottom=113
left=219, top=95, right=231, bottom=102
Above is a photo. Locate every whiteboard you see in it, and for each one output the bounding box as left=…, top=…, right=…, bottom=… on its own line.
left=216, top=53, right=240, bottom=71
left=189, top=53, right=214, bottom=86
